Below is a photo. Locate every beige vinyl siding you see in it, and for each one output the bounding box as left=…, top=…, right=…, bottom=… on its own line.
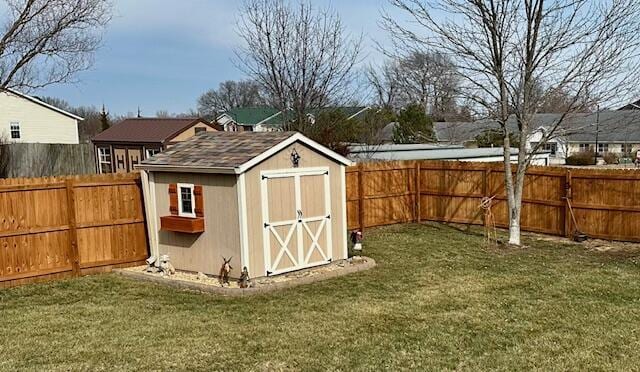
left=169, top=122, right=217, bottom=143
left=243, top=142, right=347, bottom=277
left=0, top=91, right=79, bottom=144
left=153, top=172, right=242, bottom=277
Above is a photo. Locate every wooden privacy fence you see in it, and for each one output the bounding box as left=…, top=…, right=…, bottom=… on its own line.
left=346, top=160, right=640, bottom=242
left=0, top=173, right=148, bottom=287
left=1, top=143, right=96, bottom=178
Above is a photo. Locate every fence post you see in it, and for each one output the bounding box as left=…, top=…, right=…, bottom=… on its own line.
left=564, top=169, right=572, bottom=237
left=65, top=179, right=80, bottom=275
left=358, top=163, right=365, bottom=232
left=415, top=161, right=421, bottom=223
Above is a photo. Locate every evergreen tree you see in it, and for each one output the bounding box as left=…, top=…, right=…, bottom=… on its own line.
left=392, top=104, right=434, bottom=144
left=99, top=104, right=110, bottom=132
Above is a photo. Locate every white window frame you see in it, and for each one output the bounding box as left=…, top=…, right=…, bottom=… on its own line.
left=145, top=148, right=160, bottom=158
left=177, top=183, right=196, bottom=218
left=98, top=147, right=112, bottom=173
left=597, top=143, right=609, bottom=154
left=194, top=127, right=207, bottom=135
left=10, top=122, right=20, bottom=139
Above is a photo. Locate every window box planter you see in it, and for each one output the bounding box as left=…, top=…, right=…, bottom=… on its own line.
left=160, top=215, right=205, bottom=234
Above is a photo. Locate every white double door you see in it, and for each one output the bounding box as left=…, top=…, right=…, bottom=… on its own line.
left=261, top=167, right=333, bottom=276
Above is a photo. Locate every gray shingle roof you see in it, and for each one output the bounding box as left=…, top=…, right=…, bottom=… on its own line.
left=434, top=111, right=640, bottom=143
left=140, top=131, right=297, bottom=169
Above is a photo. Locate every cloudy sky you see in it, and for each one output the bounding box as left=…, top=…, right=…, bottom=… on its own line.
left=38, top=0, right=399, bottom=116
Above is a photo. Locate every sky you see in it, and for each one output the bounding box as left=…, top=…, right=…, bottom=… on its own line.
left=38, top=0, right=396, bottom=116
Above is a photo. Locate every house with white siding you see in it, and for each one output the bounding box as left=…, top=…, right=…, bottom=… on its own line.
left=434, top=111, right=640, bottom=164
left=0, top=89, right=82, bottom=144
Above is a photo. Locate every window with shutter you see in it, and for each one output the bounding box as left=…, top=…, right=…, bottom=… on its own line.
left=161, top=183, right=205, bottom=233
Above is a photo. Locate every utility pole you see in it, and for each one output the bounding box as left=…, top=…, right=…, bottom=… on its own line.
left=594, top=105, right=600, bottom=164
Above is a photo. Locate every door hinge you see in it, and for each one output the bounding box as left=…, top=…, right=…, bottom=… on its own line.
left=261, top=175, right=267, bottom=180
left=264, top=222, right=269, bottom=228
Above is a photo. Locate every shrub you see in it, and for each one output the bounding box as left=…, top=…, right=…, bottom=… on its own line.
left=566, top=151, right=596, bottom=166
left=603, top=152, right=619, bottom=164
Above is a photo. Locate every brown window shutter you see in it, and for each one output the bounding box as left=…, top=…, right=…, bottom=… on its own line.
left=168, top=184, right=178, bottom=215
left=194, top=185, right=204, bottom=217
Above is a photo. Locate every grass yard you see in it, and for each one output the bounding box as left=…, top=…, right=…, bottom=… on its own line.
left=2, top=223, right=640, bottom=371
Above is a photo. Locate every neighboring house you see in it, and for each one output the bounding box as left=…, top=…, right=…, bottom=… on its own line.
left=216, top=107, right=370, bottom=132
left=434, top=110, right=640, bottom=164
left=216, top=107, right=282, bottom=132
left=349, top=143, right=550, bottom=165
left=91, top=117, right=222, bottom=174
left=0, top=89, right=82, bottom=144
left=137, top=131, right=353, bottom=278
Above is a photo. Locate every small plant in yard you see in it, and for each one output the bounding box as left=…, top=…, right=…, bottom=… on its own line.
left=603, top=152, right=619, bottom=164
left=566, top=150, right=596, bottom=166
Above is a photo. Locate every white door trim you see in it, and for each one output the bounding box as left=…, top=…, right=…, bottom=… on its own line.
left=236, top=173, right=250, bottom=272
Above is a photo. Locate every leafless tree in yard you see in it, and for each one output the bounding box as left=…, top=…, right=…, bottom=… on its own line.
left=197, top=80, right=268, bottom=119
left=367, top=51, right=463, bottom=120
left=366, top=60, right=403, bottom=109
left=235, top=0, right=362, bottom=132
left=383, top=0, right=640, bottom=245
left=0, top=0, right=112, bottom=91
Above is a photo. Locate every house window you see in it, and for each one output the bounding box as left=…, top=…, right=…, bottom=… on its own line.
left=178, top=183, right=196, bottom=218
left=531, top=142, right=558, bottom=156
left=10, top=122, right=20, bottom=139
left=621, top=143, right=633, bottom=154
left=597, top=143, right=609, bottom=154
left=146, top=148, right=160, bottom=158
left=98, top=147, right=112, bottom=173
left=579, top=143, right=592, bottom=152
left=194, top=127, right=207, bottom=135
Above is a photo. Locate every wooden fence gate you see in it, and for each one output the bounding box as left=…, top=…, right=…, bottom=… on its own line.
left=0, top=173, right=149, bottom=288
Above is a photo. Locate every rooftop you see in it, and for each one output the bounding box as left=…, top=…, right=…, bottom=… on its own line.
left=434, top=110, right=640, bottom=143
left=139, top=131, right=298, bottom=170
left=92, top=117, right=219, bottom=144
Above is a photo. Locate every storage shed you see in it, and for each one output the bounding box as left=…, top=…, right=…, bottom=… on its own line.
left=137, top=131, right=353, bottom=278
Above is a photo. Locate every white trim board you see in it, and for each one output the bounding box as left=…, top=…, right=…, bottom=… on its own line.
left=236, top=173, right=250, bottom=272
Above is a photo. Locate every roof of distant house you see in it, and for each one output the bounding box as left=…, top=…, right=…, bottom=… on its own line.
left=137, top=131, right=353, bottom=173
left=222, top=107, right=282, bottom=126
left=434, top=111, right=640, bottom=143
left=92, top=117, right=221, bottom=144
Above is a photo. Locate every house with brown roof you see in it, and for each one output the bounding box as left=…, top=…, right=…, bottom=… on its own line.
left=91, top=117, right=221, bottom=173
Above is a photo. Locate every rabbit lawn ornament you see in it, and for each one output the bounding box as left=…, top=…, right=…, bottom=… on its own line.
left=219, top=257, right=233, bottom=286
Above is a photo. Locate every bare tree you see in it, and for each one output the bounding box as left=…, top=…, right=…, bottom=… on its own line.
left=367, top=51, right=462, bottom=120
left=197, top=80, right=267, bottom=119
left=235, top=0, right=362, bottom=132
left=0, top=0, right=112, bottom=91
left=366, top=60, right=403, bottom=109
left=384, top=0, right=640, bottom=245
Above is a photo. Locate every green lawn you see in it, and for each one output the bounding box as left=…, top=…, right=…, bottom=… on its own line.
left=2, top=224, right=640, bottom=371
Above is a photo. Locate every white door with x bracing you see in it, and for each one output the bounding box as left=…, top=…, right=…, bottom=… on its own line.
left=260, top=167, right=333, bottom=276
